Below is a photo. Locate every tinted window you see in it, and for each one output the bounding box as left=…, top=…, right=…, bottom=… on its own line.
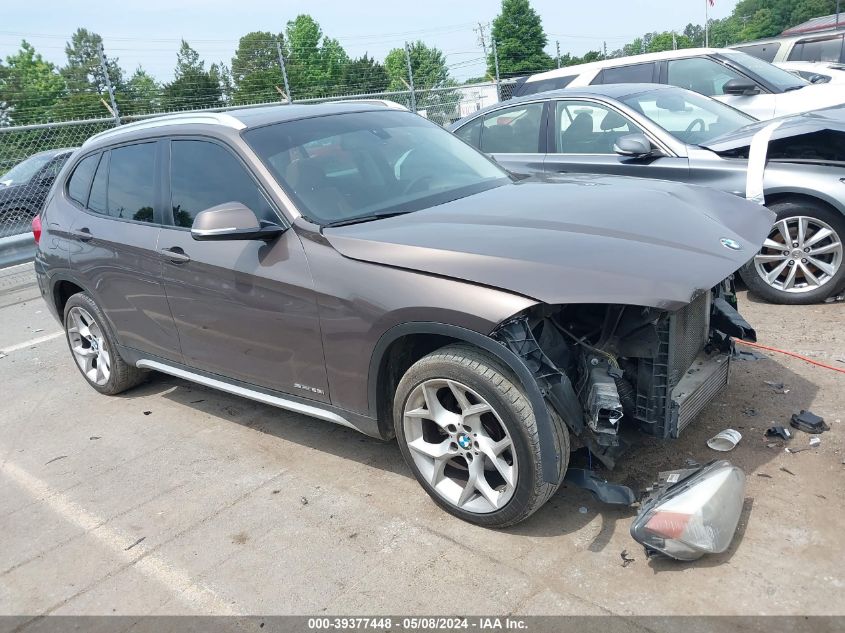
left=480, top=102, right=544, bottom=153
left=88, top=152, right=109, bottom=214
left=720, top=51, right=807, bottom=91
left=169, top=140, right=276, bottom=228
left=107, top=143, right=156, bottom=223
left=2, top=153, right=53, bottom=186
left=667, top=57, right=745, bottom=96
left=733, top=43, right=781, bottom=63
left=517, top=75, right=576, bottom=96
left=66, top=154, right=99, bottom=205
left=554, top=100, right=644, bottom=154
left=788, top=35, right=844, bottom=63
left=592, top=63, right=655, bottom=85
left=454, top=118, right=482, bottom=148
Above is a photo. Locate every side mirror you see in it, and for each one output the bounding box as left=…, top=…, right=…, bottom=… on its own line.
left=613, top=133, right=653, bottom=158
left=191, top=202, right=285, bottom=242
left=722, top=78, right=760, bottom=96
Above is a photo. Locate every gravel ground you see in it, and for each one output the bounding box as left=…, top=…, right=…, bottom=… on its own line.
left=0, top=262, right=843, bottom=619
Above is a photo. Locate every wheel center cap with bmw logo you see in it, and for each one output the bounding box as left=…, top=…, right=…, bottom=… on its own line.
left=457, top=434, right=472, bottom=450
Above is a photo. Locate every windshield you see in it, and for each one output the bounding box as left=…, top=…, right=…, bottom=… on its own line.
left=243, top=110, right=509, bottom=225
left=622, top=87, right=756, bottom=144
left=0, top=153, right=52, bottom=187
left=721, top=51, right=809, bottom=91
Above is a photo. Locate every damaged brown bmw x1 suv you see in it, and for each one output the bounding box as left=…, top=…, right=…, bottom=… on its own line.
left=34, top=102, right=774, bottom=527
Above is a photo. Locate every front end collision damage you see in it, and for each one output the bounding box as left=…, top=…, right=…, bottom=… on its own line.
left=491, top=280, right=753, bottom=559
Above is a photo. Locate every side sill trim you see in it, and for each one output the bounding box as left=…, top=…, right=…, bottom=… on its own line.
left=135, top=359, right=360, bottom=432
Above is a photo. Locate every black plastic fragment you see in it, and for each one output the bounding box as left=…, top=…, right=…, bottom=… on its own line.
left=790, top=410, right=829, bottom=434
left=765, top=426, right=792, bottom=440
left=712, top=297, right=757, bottom=342
left=564, top=468, right=637, bottom=505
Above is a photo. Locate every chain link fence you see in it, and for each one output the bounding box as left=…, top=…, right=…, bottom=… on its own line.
left=0, top=81, right=509, bottom=242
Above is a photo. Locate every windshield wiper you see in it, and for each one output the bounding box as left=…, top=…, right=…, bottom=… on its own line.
left=783, top=85, right=805, bottom=92
left=322, top=210, right=412, bottom=228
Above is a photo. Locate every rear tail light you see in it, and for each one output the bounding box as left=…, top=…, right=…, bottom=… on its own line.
left=31, top=215, right=42, bottom=244
left=631, top=460, right=746, bottom=560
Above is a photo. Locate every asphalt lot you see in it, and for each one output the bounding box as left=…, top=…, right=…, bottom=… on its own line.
left=0, top=261, right=843, bottom=619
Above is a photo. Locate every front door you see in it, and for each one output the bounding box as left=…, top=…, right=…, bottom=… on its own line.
left=544, top=99, right=691, bottom=182
left=157, top=138, right=329, bottom=401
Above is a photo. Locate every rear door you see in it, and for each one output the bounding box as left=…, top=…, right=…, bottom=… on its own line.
left=470, top=101, right=547, bottom=175
left=67, top=141, right=181, bottom=361
left=157, top=137, right=329, bottom=401
left=544, top=99, right=690, bottom=181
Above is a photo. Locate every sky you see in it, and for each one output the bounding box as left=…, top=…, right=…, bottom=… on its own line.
left=0, top=0, right=740, bottom=82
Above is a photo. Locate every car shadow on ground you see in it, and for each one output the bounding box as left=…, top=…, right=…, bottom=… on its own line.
left=120, top=353, right=816, bottom=553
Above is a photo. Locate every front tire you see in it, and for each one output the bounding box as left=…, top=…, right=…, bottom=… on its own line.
left=740, top=199, right=845, bottom=304
left=63, top=292, right=146, bottom=395
left=393, top=344, right=569, bottom=527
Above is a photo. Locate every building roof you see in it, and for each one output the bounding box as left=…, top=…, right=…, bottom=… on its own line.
left=782, top=13, right=845, bottom=36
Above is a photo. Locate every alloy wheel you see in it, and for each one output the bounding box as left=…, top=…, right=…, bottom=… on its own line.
left=754, top=215, right=843, bottom=294
left=66, top=306, right=111, bottom=386
left=402, top=378, right=518, bottom=514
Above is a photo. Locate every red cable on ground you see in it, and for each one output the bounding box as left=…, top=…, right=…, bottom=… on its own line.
left=733, top=338, right=845, bottom=374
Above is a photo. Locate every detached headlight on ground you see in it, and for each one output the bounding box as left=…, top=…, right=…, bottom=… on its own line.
left=631, top=460, right=746, bottom=561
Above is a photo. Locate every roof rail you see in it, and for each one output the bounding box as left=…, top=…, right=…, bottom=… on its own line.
left=334, top=99, right=409, bottom=111
left=82, top=111, right=246, bottom=147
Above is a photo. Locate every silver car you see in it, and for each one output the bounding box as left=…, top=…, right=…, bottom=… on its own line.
left=449, top=84, right=845, bottom=304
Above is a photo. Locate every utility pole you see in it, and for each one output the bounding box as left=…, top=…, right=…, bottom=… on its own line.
left=97, top=42, right=120, bottom=126
left=491, top=39, right=501, bottom=102
left=276, top=40, right=292, bottom=104
left=837, top=0, right=841, bottom=26
left=705, top=0, right=710, bottom=48
left=556, top=40, right=561, bottom=68
left=404, top=42, right=416, bottom=112
left=474, top=22, right=488, bottom=57
left=672, top=31, right=677, bottom=50
left=603, top=41, right=607, bottom=59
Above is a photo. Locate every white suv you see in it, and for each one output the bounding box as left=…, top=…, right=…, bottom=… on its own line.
left=513, top=48, right=845, bottom=120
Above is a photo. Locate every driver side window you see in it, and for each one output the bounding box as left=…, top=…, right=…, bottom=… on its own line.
left=554, top=100, right=643, bottom=154
left=667, top=57, right=747, bottom=96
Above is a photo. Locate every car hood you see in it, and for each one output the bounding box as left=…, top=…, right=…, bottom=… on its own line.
left=323, top=175, right=775, bottom=311
left=703, top=104, right=845, bottom=153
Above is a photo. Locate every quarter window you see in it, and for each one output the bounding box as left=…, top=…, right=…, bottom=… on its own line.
left=733, top=43, right=781, bottom=63
left=479, top=102, right=544, bottom=154
left=666, top=57, right=746, bottom=96
left=592, top=63, right=656, bottom=85
left=88, top=152, right=109, bottom=214
left=66, top=154, right=99, bottom=206
left=169, top=140, right=276, bottom=228
left=106, top=143, right=157, bottom=223
left=554, top=101, right=643, bottom=154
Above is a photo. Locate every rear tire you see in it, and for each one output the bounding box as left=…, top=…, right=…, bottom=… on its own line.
left=740, top=199, right=845, bottom=304
left=393, top=344, right=569, bottom=527
left=63, top=292, right=146, bottom=395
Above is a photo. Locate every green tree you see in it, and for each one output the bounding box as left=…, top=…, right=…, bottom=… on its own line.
left=284, top=15, right=349, bottom=98
left=163, top=40, right=222, bottom=111
left=385, top=41, right=449, bottom=91
left=0, top=41, right=66, bottom=124
left=62, top=28, right=123, bottom=95
left=123, top=67, right=160, bottom=115
left=231, top=31, right=285, bottom=104
left=342, top=54, right=389, bottom=93
left=489, top=0, right=554, bottom=76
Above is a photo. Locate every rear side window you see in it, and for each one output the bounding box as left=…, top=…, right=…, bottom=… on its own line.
left=479, top=102, right=544, bottom=154
left=788, top=35, right=844, bottom=63
left=88, top=152, right=109, bottom=214
left=107, top=143, right=156, bottom=223
left=592, top=62, right=656, bottom=85
left=169, top=140, right=276, bottom=228
left=454, top=118, right=482, bottom=148
left=66, top=154, right=99, bottom=206
left=733, top=43, right=780, bottom=62
left=517, top=75, right=576, bottom=96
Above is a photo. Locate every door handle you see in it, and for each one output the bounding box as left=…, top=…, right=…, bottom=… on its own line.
left=160, top=247, right=191, bottom=264
left=70, top=227, right=93, bottom=242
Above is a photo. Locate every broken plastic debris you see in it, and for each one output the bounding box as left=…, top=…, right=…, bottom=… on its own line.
left=824, top=293, right=844, bottom=303
left=809, top=437, right=821, bottom=447
left=707, top=429, right=742, bottom=452
left=765, top=426, right=792, bottom=440
left=790, top=410, right=829, bottom=434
